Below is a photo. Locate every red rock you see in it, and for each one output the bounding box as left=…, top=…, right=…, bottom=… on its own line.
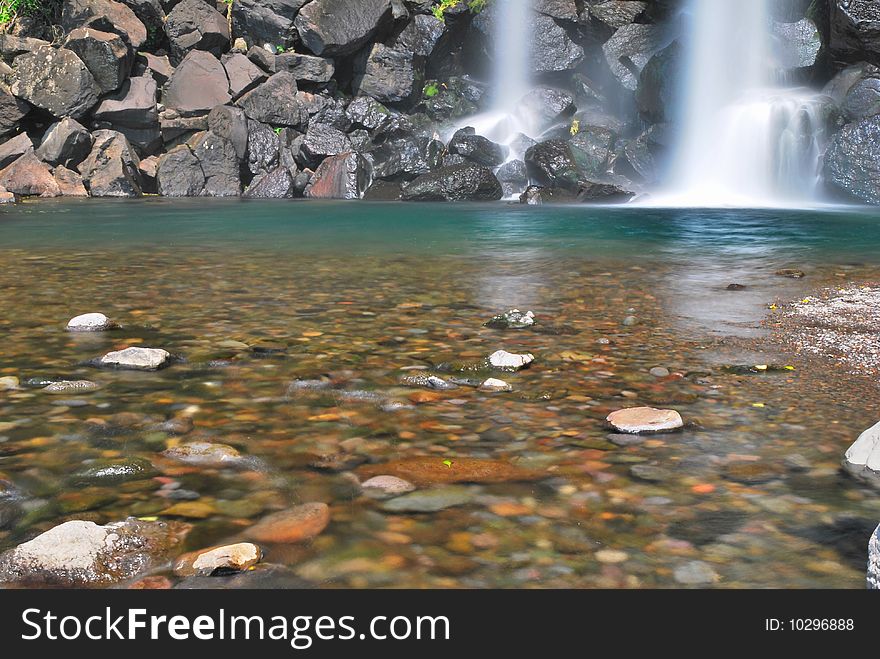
left=0, top=150, right=61, bottom=197
left=246, top=502, right=330, bottom=543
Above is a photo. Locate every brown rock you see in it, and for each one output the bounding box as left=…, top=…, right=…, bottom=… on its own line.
left=0, top=150, right=61, bottom=197
left=606, top=407, right=684, bottom=434
left=54, top=166, right=89, bottom=196
left=357, top=457, right=542, bottom=486
left=172, top=542, right=262, bottom=576
left=163, top=50, right=231, bottom=117
left=246, top=502, right=330, bottom=543
left=304, top=151, right=371, bottom=199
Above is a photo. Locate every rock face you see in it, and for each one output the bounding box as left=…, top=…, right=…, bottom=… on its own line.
left=830, top=0, right=880, bottom=64
left=0, top=150, right=61, bottom=197
left=99, top=346, right=170, bottom=370
left=844, top=420, right=880, bottom=486
left=62, top=0, right=148, bottom=50
left=165, top=0, right=231, bottom=63
left=294, top=0, right=393, bottom=56
left=12, top=45, right=100, bottom=119
left=232, top=0, right=309, bottom=46
left=237, top=72, right=307, bottom=127
left=823, top=115, right=880, bottom=203
left=401, top=163, right=503, bottom=201
left=354, top=44, right=419, bottom=103
left=36, top=118, right=94, bottom=169
left=79, top=130, right=142, bottom=197
left=606, top=407, right=684, bottom=434
left=0, top=518, right=187, bottom=586
left=603, top=23, right=669, bottom=91
left=64, top=27, right=132, bottom=94
left=163, top=50, right=231, bottom=116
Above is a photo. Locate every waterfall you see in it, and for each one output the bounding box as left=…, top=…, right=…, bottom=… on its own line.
left=660, top=0, right=826, bottom=207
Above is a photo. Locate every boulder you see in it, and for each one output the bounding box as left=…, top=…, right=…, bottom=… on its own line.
left=603, top=23, right=669, bottom=91
left=0, top=33, right=51, bottom=58
left=304, top=151, right=372, bottom=199
left=12, top=45, right=100, bottom=119
left=841, top=76, right=880, bottom=122
left=300, top=122, right=352, bottom=167
left=570, top=127, right=616, bottom=177
left=0, top=150, right=61, bottom=197
left=275, top=52, right=335, bottom=85
left=61, top=0, right=148, bottom=51
left=237, top=72, right=308, bottom=127
left=164, top=0, right=231, bottom=64
left=64, top=27, right=131, bottom=93
left=294, top=0, right=393, bottom=57
left=517, top=86, right=576, bottom=133
left=0, top=132, right=34, bottom=169
left=157, top=144, right=206, bottom=196
left=35, top=118, right=94, bottom=169
left=354, top=43, right=420, bottom=104
left=191, top=130, right=241, bottom=196
left=448, top=127, right=508, bottom=167
left=606, top=407, right=684, bottom=434
left=208, top=105, right=249, bottom=160
left=159, top=112, right=208, bottom=143
left=247, top=45, right=277, bottom=73
left=830, top=0, right=880, bottom=64
left=54, top=167, right=89, bottom=196
left=401, top=163, right=503, bottom=202
left=495, top=159, right=528, bottom=197
left=244, top=166, right=297, bottom=198
left=844, top=420, right=880, bottom=486
left=346, top=95, right=393, bottom=131
left=772, top=18, right=822, bottom=73
left=118, top=0, right=165, bottom=47
left=870, top=523, right=880, bottom=589
left=524, top=139, right=581, bottom=190
left=93, top=76, right=158, bottom=129
left=222, top=53, right=267, bottom=99
left=0, top=518, right=187, bottom=586
left=246, top=120, right=281, bottom=175
left=589, top=0, right=647, bottom=29
left=100, top=346, right=170, bottom=369
left=389, top=14, right=445, bottom=57
left=636, top=41, right=681, bottom=123
left=231, top=0, right=307, bottom=47
left=136, top=52, right=175, bottom=86
left=0, top=88, right=30, bottom=139
left=368, top=134, right=442, bottom=181
left=163, top=50, right=231, bottom=116
left=79, top=129, right=143, bottom=197
left=823, top=115, right=880, bottom=203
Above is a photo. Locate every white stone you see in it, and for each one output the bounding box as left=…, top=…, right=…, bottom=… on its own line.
left=191, top=543, right=260, bottom=572
left=869, top=523, right=880, bottom=590
left=7, top=521, right=113, bottom=572
left=100, top=347, right=170, bottom=370
left=66, top=312, right=114, bottom=331
left=480, top=378, right=512, bottom=392
left=488, top=350, right=535, bottom=370
left=42, top=380, right=100, bottom=394
left=361, top=475, right=416, bottom=495
left=844, top=421, right=880, bottom=485
left=606, top=407, right=684, bottom=434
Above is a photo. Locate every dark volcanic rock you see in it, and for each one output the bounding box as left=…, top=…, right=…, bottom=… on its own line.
left=165, top=0, right=231, bottom=64
left=232, top=0, right=309, bottom=47
left=79, top=129, right=143, bottom=197
left=524, top=139, right=581, bottom=190
left=300, top=123, right=352, bottom=167
left=136, top=52, right=174, bottom=86
left=603, top=23, right=669, bottom=91
left=518, top=86, right=576, bottom=133
left=0, top=88, right=30, bottom=139
left=354, top=43, right=420, bottom=104
left=496, top=159, right=528, bottom=197
left=823, top=114, right=880, bottom=203
left=238, top=72, right=308, bottom=127
left=346, top=95, right=393, bottom=131
left=842, top=76, right=880, bottom=122
left=64, top=27, right=131, bottom=94
left=118, top=0, right=165, bottom=47
left=0, top=133, right=34, bottom=169
left=163, top=50, right=231, bottom=116
left=390, top=14, right=445, bottom=56
left=636, top=41, right=681, bottom=123
left=304, top=151, right=372, bottom=199
left=157, top=144, right=205, bottom=196
left=35, top=117, right=94, bottom=169
left=244, top=166, right=297, bottom=198
left=208, top=105, right=249, bottom=160
left=401, top=163, right=503, bottom=202
left=61, top=0, right=148, bottom=51
left=192, top=131, right=241, bottom=196
left=448, top=127, right=508, bottom=167
left=0, top=150, right=61, bottom=197
left=246, top=120, right=281, bottom=175
left=589, top=0, right=647, bottom=28
left=294, top=0, right=393, bottom=57
left=222, top=53, right=268, bottom=99
left=830, top=0, right=880, bottom=64
left=54, top=166, right=89, bottom=196
left=12, top=45, right=100, bottom=119
left=368, top=134, right=442, bottom=181
left=275, top=52, right=335, bottom=84
left=93, top=76, right=158, bottom=128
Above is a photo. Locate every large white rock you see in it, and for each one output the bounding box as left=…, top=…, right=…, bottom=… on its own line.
left=869, top=523, right=880, bottom=590
left=480, top=377, right=512, bottom=392
left=845, top=421, right=880, bottom=486
left=66, top=312, right=115, bottom=331
left=100, top=346, right=170, bottom=370
left=488, top=350, right=535, bottom=370
left=606, top=407, right=684, bottom=434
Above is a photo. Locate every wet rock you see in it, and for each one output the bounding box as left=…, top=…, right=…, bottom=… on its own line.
left=361, top=475, right=416, bottom=496
left=399, top=374, right=457, bottom=390
left=0, top=150, right=61, bottom=197
left=163, top=50, right=231, bottom=116
left=496, top=159, right=528, bottom=197
left=589, top=0, right=647, bottom=29
left=294, top=0, right=393, bottom=57
left=668, top=511, right=748, bottom=546
left=64, top=27, right=131, bottom=94
left=245, top=120, right=281, bottom=175
left=276, top=52, right=335, bottom=85
left=12, top=45, right=100, bottom=119
left=775, top=268, right=805, bottom=278
left=72, top=457, right=156, bottom=485
left=99, top=346, right=170, bottom=370
left=0, top=518, right=187, bottom=586
left=301, top=123, right=352, bottom=167
left=244, top=166, right=297, bottom=198
left=79, top=130, right=143, bottom=197
left=43, top=380, right=100, bottom=394
left=674, top=560, right=720, bottom=585
left=165, top=0, right=230, bottom=64
left=488, top=350, right=534, bottom=371
left=870, top=523, right=879, bottom=589
left=0, top=133, right=34, bottom=169
left=823, top=115, right=880, bottom=204
left=358, top=456, right=541, bottom=486
left=841, top=77, right=880, bottom=122
left=173, top=542, right=262, bottom=577
left=354, top=43, right=420, bottom=104
left=346, top=95, right=393, bottom=131
left=448, top=127, right=508, bottom=167
left=773, top=17, right=821, bottom=72
left=629, top=464, right=673, bottom=483
left=602, top=23, right=669, bottom=91
left=401, top=163, right=503, bottom=202
left=722, top=462, right=785, bottom=484
left=485, top=309, right=535, bottom=330
left=389, top=13, right=444, bottom=57
left=175, top=563, right=312, bottom=589
left=246, top=502, right=330, bottom=543
left=208, top=105, right=249, bottom=160
left=304, top=151, right=372, bottom=199
left=368, top=134, right=442, bottom=181
left=0, top=88, right=29, bottom=140
left=61, top=0, right=148, bottom=51
left=381, top=487, right=473, bottom=513
left=238, top=72, right=308, bottom=127
left=726, top=283, right=747, bottom=291
left=479, top=378, right=512, bottom=392
left=844, top=420, right=880, bottom=487
left=36, top=118, right=93, bottom=169
left=649, top=366, right=670, bottom=378
left=830, top=0, right=880, bottom=65
left=606, top=407, right=684, bottom=434
left=231, top=0, right=307, bottom=47
left=163, top=441, right=245, bottom=468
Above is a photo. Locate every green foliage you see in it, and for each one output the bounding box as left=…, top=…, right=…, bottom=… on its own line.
left=273, top=127, right=283, bottom=135
left=423, top=82, right=440, bottom=98
left=432, top=0, right=489, bottom=22
left=275, top=45, right=286, bottom=53
left=0, top=0, right=58, bottom=27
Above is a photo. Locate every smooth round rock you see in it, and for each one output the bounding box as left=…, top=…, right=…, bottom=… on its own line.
left=43, top=380, right=100, bottom=394
left=844, top=420, right=880, bottom=487
left=100, top=347, right=170, bottom=370
left=480, top=378, right=512, bottom=392
left=487, top=350, right=535, bottom=370
left=649, top=366, right=670, bottom=378
left=674, top=560, right=720, bottom=585
left=606, top=407, right=684, bottom=434
left=361, top=475, right=416, bottom=496
left=173, top=542, right=262, bottom=577
left=67, top=312, right=115, bottom=331
left=162, top=442, right=244, bottom=468
left=247, top=503, right=330, bottom=543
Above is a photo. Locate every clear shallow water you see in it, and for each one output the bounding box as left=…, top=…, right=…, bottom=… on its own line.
left=1, top=200, right=880, bottom=588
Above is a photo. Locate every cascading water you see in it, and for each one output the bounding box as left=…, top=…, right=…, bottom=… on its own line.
left=659, top=0, right=827, bottom=207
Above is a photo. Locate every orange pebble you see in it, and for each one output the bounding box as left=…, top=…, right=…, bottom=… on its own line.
left=691, top=483, right=716, bottom=494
